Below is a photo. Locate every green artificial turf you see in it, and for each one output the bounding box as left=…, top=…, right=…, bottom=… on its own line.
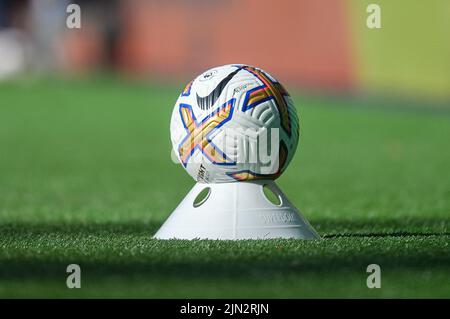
left=0, top=78, right=449, bottom=298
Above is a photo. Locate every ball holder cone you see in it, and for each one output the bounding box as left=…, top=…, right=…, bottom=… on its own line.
left=154, top=180, right=320, bottom=240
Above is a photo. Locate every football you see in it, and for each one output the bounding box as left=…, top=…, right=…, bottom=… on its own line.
left=170, top=64, right=299, bottom=183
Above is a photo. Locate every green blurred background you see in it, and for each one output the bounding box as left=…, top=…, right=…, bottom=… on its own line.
left=0, top=0, right=449, bottom=298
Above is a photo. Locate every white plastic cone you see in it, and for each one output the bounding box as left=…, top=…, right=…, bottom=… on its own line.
left=154, top=180, right=320, bottom=240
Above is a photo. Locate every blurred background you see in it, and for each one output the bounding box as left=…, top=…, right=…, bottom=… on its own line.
left=1, top=0, right=449, bottom=101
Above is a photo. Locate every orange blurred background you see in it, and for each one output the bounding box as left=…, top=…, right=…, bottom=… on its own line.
left=0, top=0, right=449, bottom=101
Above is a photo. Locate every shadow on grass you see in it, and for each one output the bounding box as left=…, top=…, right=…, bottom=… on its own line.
left=324, top=231, right=450, bottom=238
left=0, top=217, right=448, bottom=281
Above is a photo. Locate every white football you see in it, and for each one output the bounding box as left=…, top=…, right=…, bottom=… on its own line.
left=170, top=64, right=299, bottom=183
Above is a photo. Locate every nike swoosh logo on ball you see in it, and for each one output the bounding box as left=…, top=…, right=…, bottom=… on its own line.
left=196, top=67, right=241, bottom=110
